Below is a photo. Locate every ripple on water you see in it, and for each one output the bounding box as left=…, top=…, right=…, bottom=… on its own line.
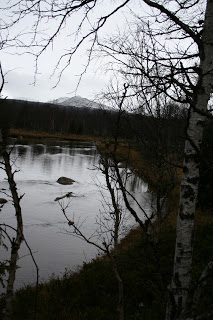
left=0, top=140, right=153, bottom=292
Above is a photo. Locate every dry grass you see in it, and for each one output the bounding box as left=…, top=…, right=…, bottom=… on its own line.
left=195, top=208, right=213, bottom=224
left=117, top=227, right=143, bottom=251
left=10, top=129, right=212, bottom=227
left=9, top=128, right=100, bottom=142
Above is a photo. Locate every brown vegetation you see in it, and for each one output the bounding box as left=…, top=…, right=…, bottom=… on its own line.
left=9, top=128, right=99, bottom=142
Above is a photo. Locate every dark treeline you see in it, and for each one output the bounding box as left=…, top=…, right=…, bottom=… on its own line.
left=0, top=98, right=186, bottom=142
left=0, top=98, right=212, bottom=209
left=0, top=99, right=117, bottom=137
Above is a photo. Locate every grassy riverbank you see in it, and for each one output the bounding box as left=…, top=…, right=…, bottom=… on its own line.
left=0, top=222, right=212, bottom=320
left=9, top=128, right=100, bottom=142
left=1, top=128, right=212, bottom=319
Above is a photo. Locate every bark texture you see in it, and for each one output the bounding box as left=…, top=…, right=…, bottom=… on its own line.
left=0, top=130, right=24, bottom=320
left=166, top=2, right=213, bottom=319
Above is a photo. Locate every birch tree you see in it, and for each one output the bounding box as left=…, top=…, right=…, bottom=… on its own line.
left=166, top=2, right=213, bottom=318
left=57, top=162, right=127, bottom=320
left=95, top=3, right=213, bottom=317
left=1, top=1, right=213, bottom=319
left=0, top=64, right=39, bottom=320
left=0, top=63, right=25, bottom=319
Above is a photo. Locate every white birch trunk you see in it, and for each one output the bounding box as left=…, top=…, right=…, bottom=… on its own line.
left=166, top=1, right=213, bottom=319
left=0, top=130, right=24, bottom=320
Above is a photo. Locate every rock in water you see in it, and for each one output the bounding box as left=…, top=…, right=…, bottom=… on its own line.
left=0, top=198, right=8, bottom=204
left=57, top=177, right=75, bottom=185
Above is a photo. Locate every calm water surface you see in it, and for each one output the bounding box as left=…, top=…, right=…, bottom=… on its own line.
left=0, top=139, right=153, bottom=292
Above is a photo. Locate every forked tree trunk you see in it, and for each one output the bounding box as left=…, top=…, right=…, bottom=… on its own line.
left=165, top=2, right=213, bottom=320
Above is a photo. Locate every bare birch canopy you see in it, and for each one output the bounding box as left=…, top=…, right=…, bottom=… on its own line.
left=0, top=0, right=206, bottom=94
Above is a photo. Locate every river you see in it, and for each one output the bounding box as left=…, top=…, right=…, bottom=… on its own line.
left=0, top=139, right=153, bottom=293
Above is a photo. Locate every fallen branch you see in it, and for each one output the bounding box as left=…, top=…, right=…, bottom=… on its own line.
left=54, top=192, right=73, bottom=201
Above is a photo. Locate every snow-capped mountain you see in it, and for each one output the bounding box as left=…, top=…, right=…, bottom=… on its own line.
left=50, top=96, right=105, bottom=110
left=51, top=97, right=70, bottom=104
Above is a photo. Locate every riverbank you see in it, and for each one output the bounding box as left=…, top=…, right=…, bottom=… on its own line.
left=0, top=129, right=212, bottom=319
left=0, top=222, right=212, bottom=320
left=10, top=128, right=181, bottom=217
left=6, top=128, right=213, bottom=224
left=9, top=128, right=100, bottom=142
left=8, top=128, right=213, bottom=226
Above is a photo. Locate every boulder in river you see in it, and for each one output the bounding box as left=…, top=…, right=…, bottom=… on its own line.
left=57, top=177, right=75, bottom=185
left=0, top=198, right=8, bottom=204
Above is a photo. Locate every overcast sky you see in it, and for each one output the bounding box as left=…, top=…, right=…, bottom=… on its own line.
left=0, top=1, right=144, bottom=103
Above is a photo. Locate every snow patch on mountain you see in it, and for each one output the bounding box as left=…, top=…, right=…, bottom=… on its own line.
left=50, top=96, right=105, bottom=110
left=51, top=97, right=70, bottom=104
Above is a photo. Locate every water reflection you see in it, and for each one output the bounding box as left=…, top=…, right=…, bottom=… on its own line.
left=0, top=139, right=152, bottom=292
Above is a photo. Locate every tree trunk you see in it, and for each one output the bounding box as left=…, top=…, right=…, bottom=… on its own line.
left=0, top=130, right=24, bottom=320
left=165, top=2, right=213, bottom=319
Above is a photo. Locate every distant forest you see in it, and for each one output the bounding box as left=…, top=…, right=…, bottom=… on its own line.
left=0, top=98, right=186, bottom=141
left=1, top=97, right=213, bottom=210
left=0, top=99, right=117, bottom=137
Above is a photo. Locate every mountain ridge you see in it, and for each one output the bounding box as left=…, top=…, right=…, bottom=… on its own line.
left=50, top=95, right=106, bottom=110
